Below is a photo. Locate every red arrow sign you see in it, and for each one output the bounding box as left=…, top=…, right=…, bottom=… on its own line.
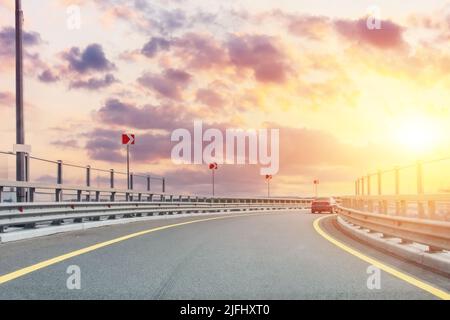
left=209, top=162, right=218, bottom=170
left=122, top=134, right=135, bottom=145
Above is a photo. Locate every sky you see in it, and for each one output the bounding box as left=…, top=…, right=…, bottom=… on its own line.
left=0, top=0, right=449, bottom=197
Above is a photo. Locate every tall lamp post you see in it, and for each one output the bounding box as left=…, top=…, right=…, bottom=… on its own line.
left=15, top=0, right=26, bottom=202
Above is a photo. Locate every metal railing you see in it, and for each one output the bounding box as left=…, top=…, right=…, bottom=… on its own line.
left=340, top=194, right=450, bottom=221
left=351, top=156, right=450, bottom=220
left=0, top=150, right=165, bottom=201
left=354, top=156, right=450, bottom=197
left=0, top=191, right=312, bottom=233
left=336, top=205, right=450, bottom=252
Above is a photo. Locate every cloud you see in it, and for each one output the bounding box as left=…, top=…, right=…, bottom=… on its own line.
left=69, top=74, right=118, bottom=90
left=141, top=33, right=228, bottom=70
left=84, top=128, right=172, bottom=163
left=51, top=139, right=80, bottom=149
left=174, top=33, right=228, bottom=69
left=334, top=17, right=406, bottom=49
left=196, top=88, right=225, bottom=109
left=96, top=98, right=191, bottom=130
left=286, top=15, right=331, bottom=40
left=0, top=27, right=43, bottom=57
left=137, top=68, right=191, bottom=100
left=227, top=34, right=290, bottom=83
left=38, top=69, right=60, bottom=83
left=141, top=37, right=171, bottom=58
left=0, top=26, right=46, bottom=73
left=0, top=91, right=14, bottom=108
left=62, top=43, right=115, bottom=74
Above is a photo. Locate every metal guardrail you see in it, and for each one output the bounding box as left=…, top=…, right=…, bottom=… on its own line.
left=0, top=180, right=311, bottom=204
left=336, top=205, right=450, bottom=251
left=0, top=150, right=166, bottom=198
left=340, top=195, right=450, bottom=221
left=0, top=200, right=310, bottom=233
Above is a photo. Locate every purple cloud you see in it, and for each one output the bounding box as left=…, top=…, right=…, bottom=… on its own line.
left=38, top=69, right=60, bottom=83
left=196, top=88, right=225, bottom=108
left=84, top=128, right=172, bottom=164
left=62, top=43, right=115, bottom=74
left=0, top=27, right=43, bottom=57
left=141, top=37, right=171, bottom=57
left=137, top=68, right=191, bottom=100
left=227, top=35, right=290, bottom=83
left=69, top=74, right=118, bottom=90
left=96, top=98, right=190, bottom=130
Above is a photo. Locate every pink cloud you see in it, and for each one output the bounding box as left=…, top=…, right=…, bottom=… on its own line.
left=227, top=34, right=290, bottom=83
left=334, top=17, right=406, bottom=49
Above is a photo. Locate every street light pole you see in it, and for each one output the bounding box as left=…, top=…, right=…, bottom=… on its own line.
left=15, top=0, right=26, bottom=202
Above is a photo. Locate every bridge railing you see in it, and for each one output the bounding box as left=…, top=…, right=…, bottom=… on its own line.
left=0, top=150, right=165, bottom=199
left=0, top=179, right=312, bottom=205
left=340, top=194, right=450, bottom=221
left=336, top=205, right=450, bottom=252
left=0, top=188, right=312, bottom=233
left=350, top=156, right=450, bottom=221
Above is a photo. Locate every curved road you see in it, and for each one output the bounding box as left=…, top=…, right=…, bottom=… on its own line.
left=0, top=211, right=448, bottom=299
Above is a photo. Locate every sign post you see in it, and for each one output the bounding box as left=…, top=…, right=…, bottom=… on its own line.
left=265, top=175, right=272, bottom=198
left=209, top=162, right=218, bottom=197
left=313, top=179, right=319, bottom=198
left=122, top=134, right=135, bottom=189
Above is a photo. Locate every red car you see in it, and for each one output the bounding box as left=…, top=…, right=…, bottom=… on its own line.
left=311, top=197, right=336, bottom=214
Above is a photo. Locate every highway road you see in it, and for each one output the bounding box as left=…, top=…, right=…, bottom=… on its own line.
left=0, top=211, right=448, bottom=299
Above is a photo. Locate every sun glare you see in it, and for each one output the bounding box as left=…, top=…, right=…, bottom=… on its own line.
left=395, top=117, right=440, bottom=153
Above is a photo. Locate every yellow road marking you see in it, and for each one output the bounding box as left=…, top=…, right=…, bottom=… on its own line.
left=313, top=214, right=450, bottom=300
left=0, top=213, right=263, bottom=285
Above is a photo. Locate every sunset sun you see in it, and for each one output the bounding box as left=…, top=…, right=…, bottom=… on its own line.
left=395, top=117, right=440, bottom=153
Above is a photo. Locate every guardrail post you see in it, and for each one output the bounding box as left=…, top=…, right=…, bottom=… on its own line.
left=56, top=160, right=63, bottom=202
left=110, top=191, right=115, bottom=202
left=367, top=175, right=373, bottom=212
left=395, top=166, right=400, bottom=215
left=417, top=161, right=425, bottom=218
left=110, top=169, right=114, bottom=189
left=428, top=200, right=436, bottom=220
left=148, top=194, right=153, bottom=201
left=95, top=191, right=100, bottom=201
left=361, top=177, right=364, bottom=197
left=57, top=160, right=63, bottom=184
left=86, top=165, right=91, bottom=187
left=377, top=170, right=383, bottom=213
left=85, top=166, right=91, bottom=201
left=400, top=200, right=407, bottom=216
left=26, top=186, right=33, bottom=202
left=360, top=177, right=365, bottom=210
left=130, top=173, right=134, bottom=190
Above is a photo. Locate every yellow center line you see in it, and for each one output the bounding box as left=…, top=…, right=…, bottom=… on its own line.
left=313, top=214, right=450, bottom=300
left=0, top=213, right=266, bottom=285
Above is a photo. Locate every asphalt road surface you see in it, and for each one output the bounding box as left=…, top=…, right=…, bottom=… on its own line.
left=0, top=211, right=448, bottom=299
